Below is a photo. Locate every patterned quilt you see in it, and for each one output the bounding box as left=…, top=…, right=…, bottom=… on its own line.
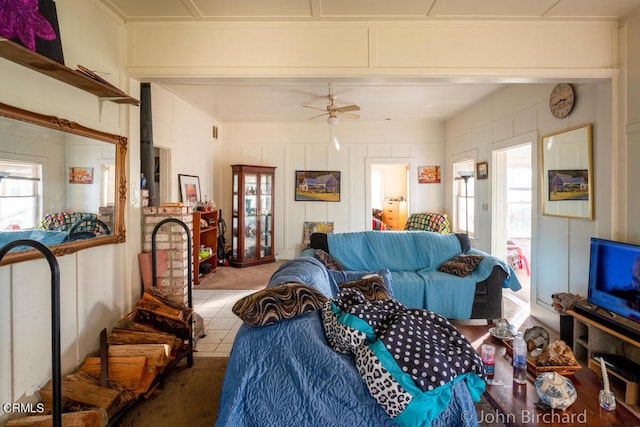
left=404, top=212, right=450, bottom=233
left=321, top=288, right=485, bottom=426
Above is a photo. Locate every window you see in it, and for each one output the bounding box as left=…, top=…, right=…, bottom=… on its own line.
left=454, top=160, right=475, bottom=236
left=0, top=159, right=42, bottom=230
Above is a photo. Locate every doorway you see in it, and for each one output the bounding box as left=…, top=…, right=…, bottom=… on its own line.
left=492, top=144, right=532, bottom=308
left=366, top=159, right=410, bottom=230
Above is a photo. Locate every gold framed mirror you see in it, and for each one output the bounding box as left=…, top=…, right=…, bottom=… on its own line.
left=0, top=102, right=127, bottom=265
left=540, top=123, right=593, bottom=220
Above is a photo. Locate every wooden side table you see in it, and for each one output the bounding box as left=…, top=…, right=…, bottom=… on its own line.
left=456, top=318, right=640, bottom=426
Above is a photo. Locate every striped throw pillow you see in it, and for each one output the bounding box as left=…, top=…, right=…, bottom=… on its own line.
left=232, top=283, right=328, bottom=326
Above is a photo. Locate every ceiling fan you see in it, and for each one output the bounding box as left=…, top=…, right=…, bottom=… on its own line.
left=303, top=92, right=360, bottom=126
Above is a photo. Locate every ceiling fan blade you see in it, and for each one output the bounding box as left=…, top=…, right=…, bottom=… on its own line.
left=308, top=112, right=329, bottom=120
left=335, top=104, right=360, bottom=113
left=337, top=111, right=360, bottom=119
left=303, top=105, right=328, bottom=112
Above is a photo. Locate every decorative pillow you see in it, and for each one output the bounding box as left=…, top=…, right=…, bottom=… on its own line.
left=232, top=283, right=328, bottom=326
left=327, top=269, right=395, bottom=298
left=314, top=249, right=345, bottom=271
left=337, top=274, right=391, bottom=301
left=438, top=254, right=484, bottom=277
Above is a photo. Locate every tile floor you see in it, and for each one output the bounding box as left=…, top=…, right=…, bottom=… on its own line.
left=192, top=289, right=254, bottom=357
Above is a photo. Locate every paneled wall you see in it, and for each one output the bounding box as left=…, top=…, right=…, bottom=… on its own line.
left=218, top=120, right=445, bottom=258
left=444, top=82, right=613, bottom=328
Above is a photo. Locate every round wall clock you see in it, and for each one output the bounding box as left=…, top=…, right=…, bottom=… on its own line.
left=549, top=83, right=575, bottom=119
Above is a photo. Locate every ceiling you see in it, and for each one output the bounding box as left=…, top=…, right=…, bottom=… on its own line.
left=98, top=0, right=640, bottom=124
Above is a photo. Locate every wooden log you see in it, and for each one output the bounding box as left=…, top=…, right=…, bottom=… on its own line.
left=137, top=296, right=185, bottom=322
left=39, top=380, right=120, bottom=418
left=6, top=409, right=107, bottom=427
left=107, top=328, right=183, bottom=355
left=107, top=344, right=171, bottom=367
left=133, top=301, right=191, bottom=339
left=80, top=356, right=156, bottom=394
left=62, top=371, right=136, bottom=415
left=143, top=288, right=192, bottom=318
left=116, top=312, right=164, bottom=334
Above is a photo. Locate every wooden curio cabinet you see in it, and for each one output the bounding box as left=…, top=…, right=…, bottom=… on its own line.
left=230, top=165, right=276, bottom=267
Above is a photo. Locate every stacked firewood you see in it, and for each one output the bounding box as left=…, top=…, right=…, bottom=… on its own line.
left=8, top=289, right=192, bottom=427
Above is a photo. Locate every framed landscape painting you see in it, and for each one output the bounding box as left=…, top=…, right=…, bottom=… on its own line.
left=541, top=124, right=593, bottom=219
left=69, top=167, right=93, bottom=184
left=418, top=165, right=440, bottom=184
left=295, top=170, right=341, bottom=202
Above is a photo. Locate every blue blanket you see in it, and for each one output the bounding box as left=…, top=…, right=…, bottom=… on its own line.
left=324, top=231, right=522, bottom=319
left=327, top=231, right=462, bottom=272
left=216, top=311, right=481, bottom=427
left=0, top=230, right=68, bottom=252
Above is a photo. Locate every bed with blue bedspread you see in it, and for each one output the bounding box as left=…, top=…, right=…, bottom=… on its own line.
left=216, top=257, right=485, bottom=427
left=0, top=214, right=111, bottom=252
left=0, top=229, right=68, bottom=251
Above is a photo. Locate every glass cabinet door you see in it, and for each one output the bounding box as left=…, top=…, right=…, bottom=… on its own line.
left=243, top=173, right=258, bottom=261
left=230, top=165, right=275, bottom=267
left=260, top=174, right=272, bottom=256
left=232, top=173, right=238, bottom=259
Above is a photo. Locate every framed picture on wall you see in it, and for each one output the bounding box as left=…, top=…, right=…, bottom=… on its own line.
left=178, top=174, right=201, bottom=206
left=476, top=161, right=488, bottom=180
left=541, top=124, right=593, bottom=219
left=418, top=165, right=440, bottom=184
left=69, top=167, right=93, bottom=184
left=295, top=170, right=341, bottom=202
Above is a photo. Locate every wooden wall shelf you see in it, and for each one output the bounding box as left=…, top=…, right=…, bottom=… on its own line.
left=0, top=38, right=139, bottom=106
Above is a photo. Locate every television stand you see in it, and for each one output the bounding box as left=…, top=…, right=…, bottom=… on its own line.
left=573, top=301, right=640, bottom=343
left=568, top=309, right=640, bottom=417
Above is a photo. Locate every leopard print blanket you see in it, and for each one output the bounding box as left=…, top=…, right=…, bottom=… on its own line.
left=321, top=288, right=485, bottom=426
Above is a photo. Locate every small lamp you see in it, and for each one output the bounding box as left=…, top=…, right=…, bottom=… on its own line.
left=457, top=170, right=474, bottom=235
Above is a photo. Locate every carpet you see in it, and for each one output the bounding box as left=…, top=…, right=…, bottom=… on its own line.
left=195, top=260, right=285, bottom=290
left=116, top=357, right=227, bottom=427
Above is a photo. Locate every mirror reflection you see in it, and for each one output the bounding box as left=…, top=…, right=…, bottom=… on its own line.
left=0, top=102, right=127, bottom=264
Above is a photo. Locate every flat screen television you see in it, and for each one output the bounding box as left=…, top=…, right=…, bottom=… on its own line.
left=587, top=237, right=640, bottom=324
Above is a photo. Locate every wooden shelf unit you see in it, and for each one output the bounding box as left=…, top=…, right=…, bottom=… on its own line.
left=0, top=37, right=139, bottom=106
left=568, top=309, right=640, bottom=417
left=192, top=210, right=218, bottom=285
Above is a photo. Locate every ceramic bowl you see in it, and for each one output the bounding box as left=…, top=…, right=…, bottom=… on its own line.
left=534, top=372, right=577, bottom=410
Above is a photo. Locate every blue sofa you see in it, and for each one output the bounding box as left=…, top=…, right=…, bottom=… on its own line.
left=307, top=230, right=521, bottom=321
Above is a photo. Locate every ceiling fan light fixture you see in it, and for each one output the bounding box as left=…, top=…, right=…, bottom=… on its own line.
left=327, top=115, right=339, bottom=126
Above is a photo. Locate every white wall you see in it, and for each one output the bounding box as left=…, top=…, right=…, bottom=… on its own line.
left=126, top=20, right=618, bottom=80
left=444, top=81, right=614, bottom=328
left=151, top=84, right=222, bottom=205
left=219, top=120, right=444, bottom=258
